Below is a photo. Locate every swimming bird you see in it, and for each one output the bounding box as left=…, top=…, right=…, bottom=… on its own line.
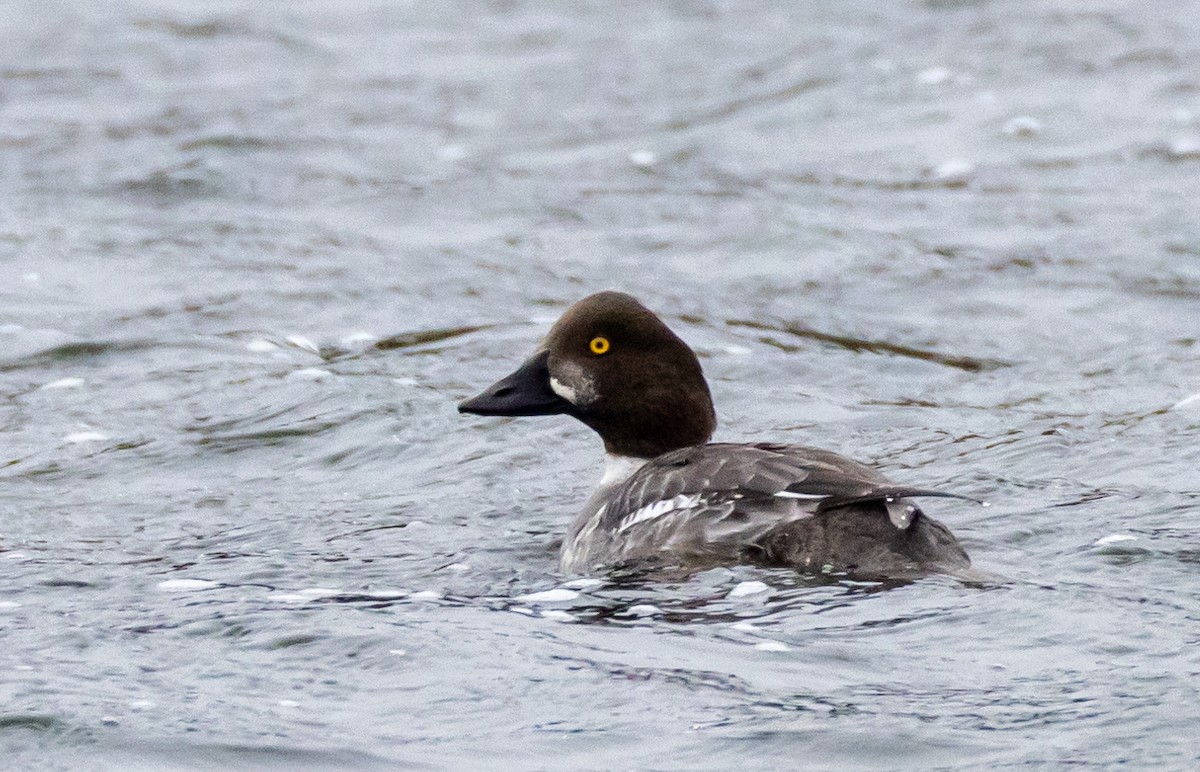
left=459, top=291, right=975, bottom=578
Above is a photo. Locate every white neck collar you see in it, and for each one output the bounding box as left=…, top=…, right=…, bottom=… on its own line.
left=600, top=453, right=649, bottom=487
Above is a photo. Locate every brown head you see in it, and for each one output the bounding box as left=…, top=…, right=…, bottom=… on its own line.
left=458, top=291, right=716, bottom=458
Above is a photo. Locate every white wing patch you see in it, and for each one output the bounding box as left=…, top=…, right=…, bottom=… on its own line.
left=616, top=493, right=704, bottom=533
left=773, top=491, right=829, bottom=500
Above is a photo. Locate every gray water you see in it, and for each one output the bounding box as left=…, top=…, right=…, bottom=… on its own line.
left=3, top=0, right=1200, bottom=768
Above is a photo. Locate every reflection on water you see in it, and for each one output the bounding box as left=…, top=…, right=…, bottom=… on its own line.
left=3, top=0, right=1200, bottom=768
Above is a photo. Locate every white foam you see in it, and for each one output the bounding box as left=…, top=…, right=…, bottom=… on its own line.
left=41, top=377, right=85, bottom=390
left=916, top=67, right=952, bottom=85
left=729, top=581, right=771, bottom=598
left=246, top=339, right=277, bottom=353
left=541, top=610, right=576, bottom=623
left=516, top=588, right=580, bottom=603
left=1172, top=393, right=1200, bottom=410
left=366, top=590, right=409, bottom=599
left=754, top=641, right=792, bottom=652
left=411, top=590, right=442, bottom=600
left=729, top=621, right=757, bottom=632
left=277, top=699, right=301, bottom=708
left=388, top=649, right=407, bottom=657
left=629, top=149, right=658, bottom=167
left=1094, top=534, right=1137, bottom=546
left=0, top=324, right=23, bottom=334
left=289, top=367, right=332, bottom=380
left=562, top=578, right=604, bottom=590
left=157, top=579, right=218, bottom=592
left=1169, top=136, right=1200, bottom=158
left=1003, top=116, right=1042, bottom=137
left=931, top=159, right=975, bottom=184
left=275, top=588, right=340, bottom=603
left=341, top=331, right=378, bottom=347
left=285, top=334, right=321, bottom=354
left=0, top=601, right=22, bottom=611
left=438, top=144, right=468, bottom=162
left=627, top=604, right=661, bottom=617
left=63, top=431, right=109, bottom=444
left=299, top=587, right=340, bottom=597
left=129, top=700, right=155, bottom=711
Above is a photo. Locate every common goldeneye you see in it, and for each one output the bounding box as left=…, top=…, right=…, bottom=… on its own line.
left=459, top=291, right=975, bottom=578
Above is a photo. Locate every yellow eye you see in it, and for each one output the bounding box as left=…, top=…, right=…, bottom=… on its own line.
left=589, top=336, right=610, bottom=355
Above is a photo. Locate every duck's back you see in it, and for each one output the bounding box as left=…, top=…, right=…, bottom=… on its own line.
left=561, top=442, right=971, bottom=577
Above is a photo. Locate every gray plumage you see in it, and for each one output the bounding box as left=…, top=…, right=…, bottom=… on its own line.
left=562, top=443, right=973, bottom=577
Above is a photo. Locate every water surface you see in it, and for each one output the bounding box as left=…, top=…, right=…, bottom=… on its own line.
left=3, top=0, right=1200, bottom=768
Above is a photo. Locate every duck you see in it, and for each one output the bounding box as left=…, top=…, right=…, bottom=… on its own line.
left=459, top=291, right=975, bottom=578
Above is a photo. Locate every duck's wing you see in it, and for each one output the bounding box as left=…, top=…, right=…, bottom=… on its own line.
left=603, top=442, right=977, bottom=533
